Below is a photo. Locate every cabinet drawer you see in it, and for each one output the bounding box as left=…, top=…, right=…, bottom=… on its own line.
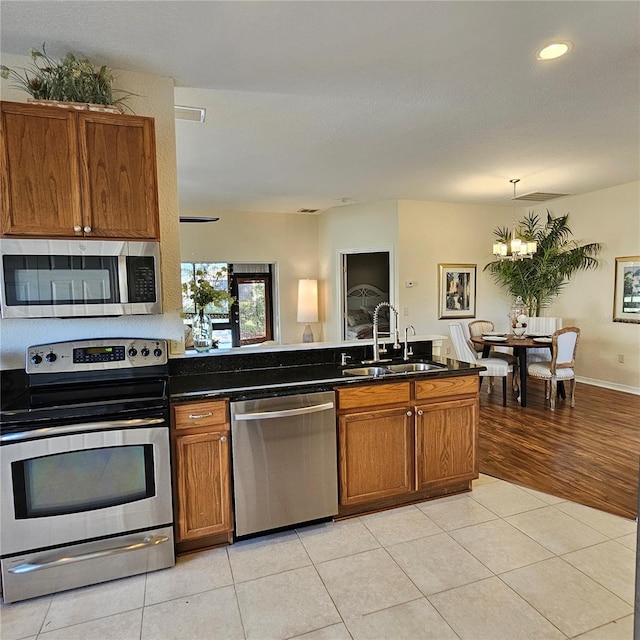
left=337, top=382, right=411, bottom=411
left=173, top=400, right=228, bottom=432
left=415, top=375, right=479, bottom=401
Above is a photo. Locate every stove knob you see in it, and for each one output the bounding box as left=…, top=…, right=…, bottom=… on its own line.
left=45, top=352, right=57, bottom=363
left=128, top=347, right=138, bottom=357
left=153, top=348, right=163, bottom=358
left=31, top=353, right=43, bottom=365
left=141, top=347, right=150, bottom=357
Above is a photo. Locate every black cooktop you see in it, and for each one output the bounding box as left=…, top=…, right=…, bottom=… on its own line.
left=1, top=378, right=169, bottom=429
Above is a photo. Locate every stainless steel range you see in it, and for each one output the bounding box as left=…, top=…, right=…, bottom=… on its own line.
left=0, top=338, right=174, bottom=604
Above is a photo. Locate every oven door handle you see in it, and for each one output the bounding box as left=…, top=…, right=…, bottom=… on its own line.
left=8, top=535, right=170, bottom=574
left=0, top=417, right=166, bottom=443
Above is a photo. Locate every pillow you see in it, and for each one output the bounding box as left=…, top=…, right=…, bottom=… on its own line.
left=362, top=304, right=389, bottom=321
left=347, top=310, right=371, bottom=326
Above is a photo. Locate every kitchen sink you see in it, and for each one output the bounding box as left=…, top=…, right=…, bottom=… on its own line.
left=342, top=366, right=391, bottom=377
left=386, top=362, right=446, bottom=373
left=342, top=362, right=446, bottom=377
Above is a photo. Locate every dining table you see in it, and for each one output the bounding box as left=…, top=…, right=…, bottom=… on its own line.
left=469, top=334, right=560, bottom=408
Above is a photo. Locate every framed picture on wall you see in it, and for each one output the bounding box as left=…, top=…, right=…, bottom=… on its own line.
left=613, top=256, right=640, bottom=324
left=438, top=263, right=477, bottom=319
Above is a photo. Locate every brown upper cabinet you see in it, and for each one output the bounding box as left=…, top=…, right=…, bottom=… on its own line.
left=0, top=101, right=160, bottom=240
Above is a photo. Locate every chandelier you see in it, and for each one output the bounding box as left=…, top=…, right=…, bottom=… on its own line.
left=492, top=179, right=537, bottom=261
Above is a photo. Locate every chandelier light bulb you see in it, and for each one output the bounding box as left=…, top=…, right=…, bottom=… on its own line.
left=492, top=179, right=537, bottom=261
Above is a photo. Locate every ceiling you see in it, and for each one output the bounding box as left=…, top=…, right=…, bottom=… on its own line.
left=1, top=1, right=639, bottom=214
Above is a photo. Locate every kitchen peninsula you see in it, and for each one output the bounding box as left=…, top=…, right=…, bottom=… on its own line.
left=169, top=337, right=484, bottom=552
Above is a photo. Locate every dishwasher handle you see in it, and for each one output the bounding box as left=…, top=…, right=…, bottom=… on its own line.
left=233, top=401, right=334, bottom=422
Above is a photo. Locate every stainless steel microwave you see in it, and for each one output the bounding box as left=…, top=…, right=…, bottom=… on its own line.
left=0, top=239, right=162, bottom=318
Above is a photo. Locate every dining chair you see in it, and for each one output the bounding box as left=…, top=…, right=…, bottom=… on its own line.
left=449, top=322, right=513, bottom=406
left=467, top=319, right=518, bottom=389
left=468, top=320, right=495, bottom=353
left=526, top=317, right=563, bottom=364
left=527, top=327, right=580, bottom=410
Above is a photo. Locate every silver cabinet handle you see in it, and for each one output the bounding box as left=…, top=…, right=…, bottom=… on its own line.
left=83, top=225, right=92, bottom=233
left=73, top=225, right=82, bottom=232
left=406, top=410, right=412, bottom=416
left=234, top=402, right=334, bottom=421
left=8, top=535, right=169, bottom=574
left=220, top=436, right=227, bottom=442
left=189, top=412, right=213, bottom=419
left=417, top=409, right=424, bottom=415
left=1, top=417, right=165, bottom=443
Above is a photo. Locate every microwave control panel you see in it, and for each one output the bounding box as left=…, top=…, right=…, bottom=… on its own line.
left=26, top=338, right=168, bottom=373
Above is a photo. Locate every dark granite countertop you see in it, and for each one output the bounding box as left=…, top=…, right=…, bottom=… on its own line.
left=169, top=356, right=484, bottom=403
left=0, top=341, right=485, bottom=411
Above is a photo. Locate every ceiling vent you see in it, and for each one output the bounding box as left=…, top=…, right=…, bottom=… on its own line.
left=297, top=208, right=319, bottom=213
left=513, top=192, right=569, bottom=202
left=175, top=105, right=206, bottom=122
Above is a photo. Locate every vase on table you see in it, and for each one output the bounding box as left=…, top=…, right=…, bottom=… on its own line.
left=192, top=310, right=213, bottom=352
left=509, top=296, right=529, bottom=337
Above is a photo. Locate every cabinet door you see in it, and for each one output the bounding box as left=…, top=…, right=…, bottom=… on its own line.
left=175, top=431, right=233, bottom=541
left=415, top=398, right=478, bottom=490
left=339, top=407, right=413, bottom=505
left=1, top=102, right=82, bottom=236
left=78, top=112, right=159, bottom=239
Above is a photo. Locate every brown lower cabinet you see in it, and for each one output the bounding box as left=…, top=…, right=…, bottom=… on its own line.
left=171, top=400, right=233, bottom=552
left=170, top=374, right=479, bottom=547
left=336, top=375, right=479, bottom=516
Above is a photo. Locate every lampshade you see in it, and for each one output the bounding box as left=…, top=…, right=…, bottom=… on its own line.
left=297, top=279, right=318, bottom=343
left=297, top=279, right=318, bottom=323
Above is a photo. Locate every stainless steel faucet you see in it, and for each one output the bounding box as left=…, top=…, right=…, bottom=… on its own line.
left=403, top=325, right=416, bottom=360
left=365, top=301, right=399, bottom=363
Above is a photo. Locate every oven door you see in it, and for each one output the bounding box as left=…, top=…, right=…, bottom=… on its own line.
left=0, top=419, right=172, bottom=557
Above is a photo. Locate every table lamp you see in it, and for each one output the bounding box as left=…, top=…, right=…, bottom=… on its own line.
left=297, top=279, right=318, bottom=343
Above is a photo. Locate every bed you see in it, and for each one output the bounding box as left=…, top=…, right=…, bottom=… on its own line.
left=345, top=284, right=390, bottom=340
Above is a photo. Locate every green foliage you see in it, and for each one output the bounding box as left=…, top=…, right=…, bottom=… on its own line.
left=484, top=211, right=602, bottom=315
left=182, top=267, right=235, bottom=317
left=0, top=44, right=134, bottom=109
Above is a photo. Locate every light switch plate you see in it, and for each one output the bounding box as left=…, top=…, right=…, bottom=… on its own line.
left=169, top=339, right=184, bottom=356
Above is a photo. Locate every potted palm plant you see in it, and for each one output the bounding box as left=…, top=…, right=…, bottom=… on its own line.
left=484, top=211, right=602, bottom=316
left=182, top=267, right=235, bottom=352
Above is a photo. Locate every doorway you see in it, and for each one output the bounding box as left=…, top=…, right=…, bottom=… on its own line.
left=341, top=251, right=391, bottom=340
left=229, top=264, right=274, bottom=346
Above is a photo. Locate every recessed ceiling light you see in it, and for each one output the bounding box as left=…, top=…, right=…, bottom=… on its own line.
left=536, top=42, right=573, bottom=61
left=175, top=105, right=206, bottom=122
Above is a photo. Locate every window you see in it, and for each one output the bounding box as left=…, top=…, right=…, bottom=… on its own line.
left=181, top=262, right=274, bottom=348
left=230, top=267, right=273, bottom=346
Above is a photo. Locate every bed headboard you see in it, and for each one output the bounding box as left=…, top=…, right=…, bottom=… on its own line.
left=346, top=284, right=388, bottom=311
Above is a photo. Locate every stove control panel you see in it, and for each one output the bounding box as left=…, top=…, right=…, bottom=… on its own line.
left=27, top=338, right=168, bottom=373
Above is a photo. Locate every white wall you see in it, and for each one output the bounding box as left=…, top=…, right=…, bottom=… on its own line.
left=0, top=52, right=184, bottom=369
left=398, top=200, right=511, bottom=336
left=318, top=200, right=398, bottom=342
left=179, top=209, right=319, bottom=344
left=527, top=181, right=640, bottom=392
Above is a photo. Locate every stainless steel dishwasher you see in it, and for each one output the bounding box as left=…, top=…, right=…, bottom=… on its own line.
left=230, top=390, right=338, bottom=537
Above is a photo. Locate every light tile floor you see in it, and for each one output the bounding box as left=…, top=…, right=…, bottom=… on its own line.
left=1, top=475, right=636, bottom=640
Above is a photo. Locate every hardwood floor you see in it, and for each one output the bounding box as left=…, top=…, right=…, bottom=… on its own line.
left=478, top=376, right=640, bottom=520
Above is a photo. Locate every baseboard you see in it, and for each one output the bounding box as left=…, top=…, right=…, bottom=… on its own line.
left=576, top=376, right=640, bottom=396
